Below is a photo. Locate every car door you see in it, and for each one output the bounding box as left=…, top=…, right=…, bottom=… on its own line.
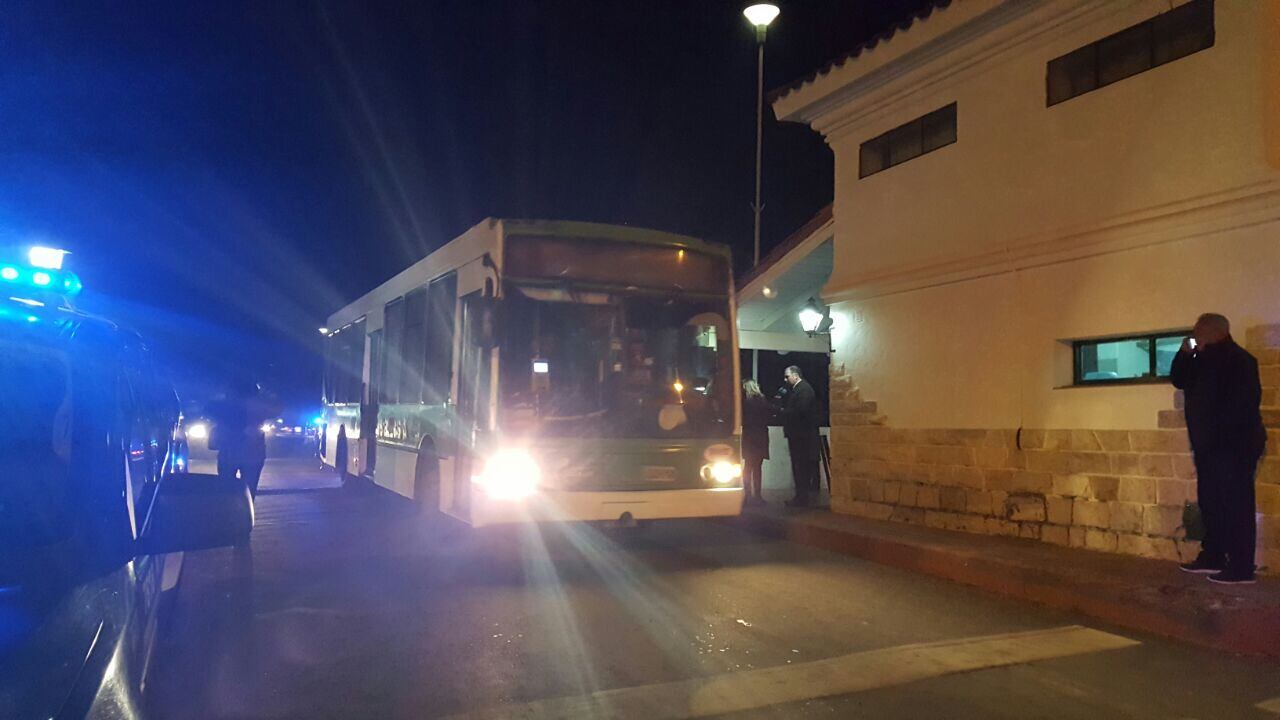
left=118, top=347, right=172, bottom=693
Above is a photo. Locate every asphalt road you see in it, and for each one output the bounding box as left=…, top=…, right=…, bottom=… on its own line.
left=148, top=452, right=1280, bottom=719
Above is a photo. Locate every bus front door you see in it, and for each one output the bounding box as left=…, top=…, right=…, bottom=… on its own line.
left=361, top=330, right=383, bottom=478
left=451, top=293, right=492, bottom=517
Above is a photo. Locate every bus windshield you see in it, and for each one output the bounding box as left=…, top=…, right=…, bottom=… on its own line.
left=499, top=285, right=734, bottom=439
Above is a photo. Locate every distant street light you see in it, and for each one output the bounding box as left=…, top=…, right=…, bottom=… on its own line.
left=744, top=3, right=779, bottom=267
left=318, top=327, right=329, bottom=335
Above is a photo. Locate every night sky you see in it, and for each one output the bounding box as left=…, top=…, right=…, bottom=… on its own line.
left=2, top=0, right=926, bottom=413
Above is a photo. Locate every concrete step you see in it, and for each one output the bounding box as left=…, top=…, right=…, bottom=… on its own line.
left=728, top=504, right=1280, bottom=659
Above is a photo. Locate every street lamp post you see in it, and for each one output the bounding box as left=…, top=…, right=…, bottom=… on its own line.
left=743, top=3, right=779, bottom=267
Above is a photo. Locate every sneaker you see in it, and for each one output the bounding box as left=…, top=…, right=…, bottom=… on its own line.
left=1178, top=556, right=1225, bottom=574
left=1207, top=568, right=1257, bottom=585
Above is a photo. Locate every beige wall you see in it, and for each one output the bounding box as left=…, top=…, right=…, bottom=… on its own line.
left=823, top=1, right=1275, bottom=295
left=830, top=224, right=1280, bottom=429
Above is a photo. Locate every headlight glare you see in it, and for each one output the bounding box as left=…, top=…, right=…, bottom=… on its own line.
left=703, top=460, right=742, bottom=485
left=478, top=449, right=541, bottom=500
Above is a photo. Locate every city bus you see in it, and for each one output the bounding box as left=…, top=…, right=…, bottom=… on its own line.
left=319, top=218, right=743, bottom=526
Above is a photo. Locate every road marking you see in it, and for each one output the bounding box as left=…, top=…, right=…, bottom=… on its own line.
left=1258, top=696, right=1280, bottom=714
left=444, top=625, right=1138, bottom=720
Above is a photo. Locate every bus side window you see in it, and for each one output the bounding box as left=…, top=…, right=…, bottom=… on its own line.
left=383, top=298, right=406, bottom=404
left=402, top=287, right=429, bottom=404
left=425, top=273, right=457, bottom=405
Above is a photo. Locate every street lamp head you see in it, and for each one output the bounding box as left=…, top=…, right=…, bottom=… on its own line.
left=799, top=297, right=833, bottom=336
left=743, top=3, right=780, bottom=28
left=318, top=327, right=329, bottom=335
left=743, top=3, right=779, bottom=40
left=799, top=307, right=822, bottom=334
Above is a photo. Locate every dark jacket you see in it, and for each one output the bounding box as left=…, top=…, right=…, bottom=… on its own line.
left=208, top=394, right=278, bottom=462
left=779, top=379, right=820, bottom=440
left=742, top=393, right=773, bottom=461
left=1170, top=336, right=1266, bottom=459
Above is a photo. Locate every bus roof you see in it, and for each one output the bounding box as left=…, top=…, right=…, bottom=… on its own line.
left=325, top=218, right=730, bottom=329
left=498, top=219, right=730, bottom=258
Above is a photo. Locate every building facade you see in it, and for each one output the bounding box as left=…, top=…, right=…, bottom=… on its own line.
left=773, top=0, right=1280, bottom=569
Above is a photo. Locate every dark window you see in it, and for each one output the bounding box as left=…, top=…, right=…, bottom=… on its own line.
left=368, top=329, right=384, bottom=406
left=858, top=103, right=956, bottom=179
left=383, top=298, right=406, bottom=403
left=859, top=136, right=888, bottom=177
left=1047, top=45, right=1098, bottom=105
left=1153, top=0, right=1215, bottom=65
left=921, top=103, right=957, bottom=153
left=886, top=122, right=922, bottom=167
left=327, top=320, right=365, bottom=404
left=1072, top=331, right=1189, bottom=385
left=1047, top=0, right=1213, bottom=106
left=401, top=287, right=429, bottom=404
left=424, top=273, right=457, bottom=403
left=1097, top=22, right=1153, bottom=86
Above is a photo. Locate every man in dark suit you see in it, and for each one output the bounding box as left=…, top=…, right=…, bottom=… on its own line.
left=1170, top=313, right=1267, bottom=584
left=779, top=365, right=821, bottom=507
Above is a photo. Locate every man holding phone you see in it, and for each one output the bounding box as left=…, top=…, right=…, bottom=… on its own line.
left=779, top=365, right=821, bottom=507
left=1170, top=313, right=1267, bottom=584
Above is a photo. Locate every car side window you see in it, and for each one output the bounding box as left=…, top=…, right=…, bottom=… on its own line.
left=121, top=346, right=170, bottom=538
left=0, top=340, right=75, bottom=548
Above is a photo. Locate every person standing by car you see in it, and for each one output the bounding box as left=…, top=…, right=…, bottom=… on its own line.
left=1170, top=313, right=1267, bottom=584
left=741, top=379, right=773, bottom=506
left=779, top=365, right=821, bottom=507
left=208, top=377, right=279, bottom=497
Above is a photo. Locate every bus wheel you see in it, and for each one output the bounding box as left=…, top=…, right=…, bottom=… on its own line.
left=413, top=451, right=442, bottom=520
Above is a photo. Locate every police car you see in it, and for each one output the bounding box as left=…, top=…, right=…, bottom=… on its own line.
left=0, top=247, right=253, bottom=719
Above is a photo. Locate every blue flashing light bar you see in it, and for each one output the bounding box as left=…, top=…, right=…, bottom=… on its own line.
left=0, top=262, right=82, bottom=297
left=28, top=246, right=67, bottom=270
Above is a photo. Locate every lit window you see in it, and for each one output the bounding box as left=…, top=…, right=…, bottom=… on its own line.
left=1073, top=331, right=1189, bottom=385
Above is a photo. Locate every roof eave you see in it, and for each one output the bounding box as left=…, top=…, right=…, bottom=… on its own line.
left=771, top=0, right=1020, bottom=126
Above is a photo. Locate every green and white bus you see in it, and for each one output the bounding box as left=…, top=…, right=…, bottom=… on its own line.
left=320, top=219, right=743, bottom=526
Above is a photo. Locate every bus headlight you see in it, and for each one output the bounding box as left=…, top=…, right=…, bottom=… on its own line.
left=477, top=449, right=541, bottom=500
left=187, top=423, right=209, bottom=440
left=702, top=460, right=742, bottom=485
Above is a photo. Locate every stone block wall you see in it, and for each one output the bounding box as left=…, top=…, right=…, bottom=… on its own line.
left=828, top=324, right=1280, bottom=572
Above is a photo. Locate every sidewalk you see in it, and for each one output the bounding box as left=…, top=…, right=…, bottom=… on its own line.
left=729, top=501, right=1280, bottom=659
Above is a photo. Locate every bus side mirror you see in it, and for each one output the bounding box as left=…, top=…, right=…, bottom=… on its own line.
left=138, top=473, right=253, bottom=554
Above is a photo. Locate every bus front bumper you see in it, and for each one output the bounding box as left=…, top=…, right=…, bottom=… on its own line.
left=469, top=486, right=744, bottom=527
